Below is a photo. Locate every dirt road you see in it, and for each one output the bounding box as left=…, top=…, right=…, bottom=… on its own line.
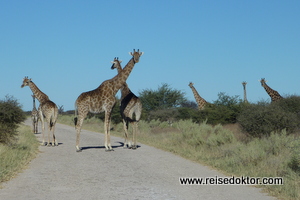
left=1, top=119, right=276, bottom=200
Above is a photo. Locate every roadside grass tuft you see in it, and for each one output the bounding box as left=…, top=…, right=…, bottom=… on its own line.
left=0, top=124, right=39, bottom=184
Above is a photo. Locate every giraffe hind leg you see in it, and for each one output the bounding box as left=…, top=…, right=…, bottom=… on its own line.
left=132, top=122, right=138, bottom=150
left=39, top=112, right=46, bottom=146
left=123, top=119, right=129, bottom=148
left=75, top=116, right=85, bottom=152
left=50, top=122, right=57, bottom=146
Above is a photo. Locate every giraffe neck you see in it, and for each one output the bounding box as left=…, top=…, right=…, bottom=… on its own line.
left=115, top=64, right=132, bottom=99
left=262, top=82, right=282, bottom=102
left=242, top=84, right=248, bottom=102
left=32, top=97, right=37, bottom=110
left=190, top=85, right=206, bottom=109
left=28, top=81, right=50, bottom=104
left=112, top=57, right=136, bottom=93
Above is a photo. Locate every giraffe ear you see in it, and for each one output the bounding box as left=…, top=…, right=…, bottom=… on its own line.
left=129, top=52, right=133, bottom=56
left=140, top=52, right=144, bottom=56
left=119, top=60, right=122, bottom=63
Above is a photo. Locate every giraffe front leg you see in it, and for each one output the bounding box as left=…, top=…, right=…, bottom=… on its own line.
left=104, top=111, right=114, bottom=152
left=32, top=119, right=35, bottom=133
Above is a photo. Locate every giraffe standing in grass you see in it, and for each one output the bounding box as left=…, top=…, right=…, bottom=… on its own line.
left=188, top=82, right=207, bottom=110
left=74, top=49, right=144, bottom=152
left=31, top=94, right=39, bottom=134
left=260, top=78, right=283, bottom=102
left=21, top=77, right=58, bottom=146
left=111, top=57, right=142, bottom=149
left=242, top=82, right=248, bottom=103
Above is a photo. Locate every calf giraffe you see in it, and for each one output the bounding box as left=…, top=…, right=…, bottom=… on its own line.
left=74, top=49, right=143, bottom=152
left=111, top=57, right=142, bottom=149
left=31, top=94, right=39, bottom=134
left=21, top=77, right=58, bottom=146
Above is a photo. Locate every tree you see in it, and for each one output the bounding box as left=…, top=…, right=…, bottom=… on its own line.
left=0, top=95, right=26, bottom=144
left=139, top=83, right=187, bottom=112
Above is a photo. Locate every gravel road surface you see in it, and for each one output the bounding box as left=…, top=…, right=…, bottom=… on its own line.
left=0, top=119, right=276, bottom=200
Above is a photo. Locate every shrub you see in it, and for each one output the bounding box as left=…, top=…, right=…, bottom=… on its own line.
left=191, top=93, right=244, bottom=125
left=0, top=95, right=26, bottom=144
left=238, top=97, right=300, bottom=137
left=147, top=108, right=179, bottom=122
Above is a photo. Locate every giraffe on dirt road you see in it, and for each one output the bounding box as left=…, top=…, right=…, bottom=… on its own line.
left=111, top=57, right=142, bottom=150
left=74, top=49, right=144, bottom=152
left=21, top=77, right=58, bottom=146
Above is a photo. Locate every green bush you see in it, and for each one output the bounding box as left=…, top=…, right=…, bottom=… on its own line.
left=238, top=97, right=300, bottom=137
left=190, top=93, right=244, bottom=125
left=0, top=95, right=26, bottom=144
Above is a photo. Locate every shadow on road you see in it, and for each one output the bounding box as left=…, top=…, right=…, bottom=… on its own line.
left=80, top=142, right=141, bottom=151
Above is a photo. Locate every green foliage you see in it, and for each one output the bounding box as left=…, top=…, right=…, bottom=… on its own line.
left=0, top=95, right=26, bottom=144
left=238, top=96, right=300, bottom=137
left=191, top=92, right=244, bottom=125
left=139, top=83, right=187, bottom=112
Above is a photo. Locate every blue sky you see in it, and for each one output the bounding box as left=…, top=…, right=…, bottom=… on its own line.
left=1, top=0, right=299, bottom=111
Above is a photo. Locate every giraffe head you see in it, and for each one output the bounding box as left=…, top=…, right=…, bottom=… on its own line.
left=129, top=49, right=144, bottom=63
left=260, top=78, right=267, bottom=86
left=21, top=76, right=32, bottom=88
left=188, top=82, right=194, bottom=87
left=111, top=57, right=122, bottom=70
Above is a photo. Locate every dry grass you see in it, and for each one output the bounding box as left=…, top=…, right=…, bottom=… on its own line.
left=0, top=124, right=39, bottom=184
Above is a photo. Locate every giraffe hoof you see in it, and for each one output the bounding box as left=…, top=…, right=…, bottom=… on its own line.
left=76, top=147, right=82, bottom=152
left=41, top=142, right=46, bottom=146
left=132, top=146, right=137, bottom=150
left=105, top=149, right=114, bottom=152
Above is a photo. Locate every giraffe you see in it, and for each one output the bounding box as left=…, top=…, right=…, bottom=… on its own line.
left=111, top=57, right=142, bottom=149
left=31, top=94, right=39, bottom=134
left=188, top=82, right=207, bottom=110
left=260, top=78, right=283, bottom=102
left=74, top=49, right=144, bottom=152
left=242, top=81, right=248, bottom=103
left=21, top=77, right=58, bottom=146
